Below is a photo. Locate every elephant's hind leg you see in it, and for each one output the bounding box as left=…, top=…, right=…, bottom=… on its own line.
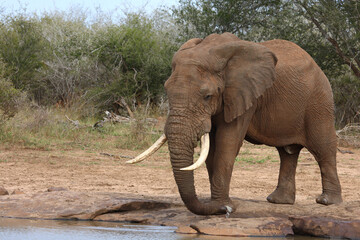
left=304, top=114, right=342, bottom=205
left=267, top=145, right=302, bottom=204
left=307, top=141, right=342, bottom=205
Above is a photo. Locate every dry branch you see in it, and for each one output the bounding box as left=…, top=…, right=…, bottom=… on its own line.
left=93, top=111, right=158, bottom=129
left=337, top=148, right=354, bottom=154
left=115, top=97, right=135, bottom=119
left=65, top=115, right=80, bottom=128
left=93, top=111, right=133, bottom=128
left=336, top=123, right=360, bottom=148
left=336, top=123, right=360, bottom=135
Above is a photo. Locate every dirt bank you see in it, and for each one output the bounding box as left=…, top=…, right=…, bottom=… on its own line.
left=1, top=142, right=359, bottom=204
left=0, top=142, right=359, bottom=238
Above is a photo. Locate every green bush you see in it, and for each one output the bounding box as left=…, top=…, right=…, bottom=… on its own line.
left=88, top=13, right=173, bottom=114
left=331, top=71, right=360, bottom=127
left=0, top=60, right=24, bottom=119
left=0, top=10, right=176, bottom=116
left=0, top=14, right=49, bottom=101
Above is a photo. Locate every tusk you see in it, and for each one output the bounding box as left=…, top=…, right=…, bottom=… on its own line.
left=126, top=134, right=167, bottom=164
left=180, top=133, right=210, bottom=171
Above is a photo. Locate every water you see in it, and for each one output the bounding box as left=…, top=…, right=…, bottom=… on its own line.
left=0, top=218, right=180, bottom=240
left=0, top=218, right=324, bottom=240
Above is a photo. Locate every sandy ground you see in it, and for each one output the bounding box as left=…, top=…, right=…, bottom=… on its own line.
left=0, top=141, right=359, bottom=205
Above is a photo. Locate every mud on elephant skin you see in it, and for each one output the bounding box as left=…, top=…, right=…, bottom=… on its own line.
left=128, top=32, right=342, bottom=215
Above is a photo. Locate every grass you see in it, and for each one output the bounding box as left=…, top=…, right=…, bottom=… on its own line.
left=0, top=105, right=163, bottom=152
left=6, top=104, right=346, bottom=169
left=235, top=155, right=273, bottom=164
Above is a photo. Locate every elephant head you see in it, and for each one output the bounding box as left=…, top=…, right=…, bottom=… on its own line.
left=128, top=33, right=277, bottom=215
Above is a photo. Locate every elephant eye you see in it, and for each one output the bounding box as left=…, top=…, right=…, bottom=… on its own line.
left=204, top=94, right=212, bottom=101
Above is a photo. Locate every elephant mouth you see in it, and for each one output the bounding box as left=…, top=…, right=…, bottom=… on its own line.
left=126, top=133, right=210, bottom=171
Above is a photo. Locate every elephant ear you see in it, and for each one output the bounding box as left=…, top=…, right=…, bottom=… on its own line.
left=210, top=41, right=278, bottom=123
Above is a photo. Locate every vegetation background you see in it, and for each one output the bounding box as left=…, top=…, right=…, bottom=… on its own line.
left=0, top=0, right=359, bottom=150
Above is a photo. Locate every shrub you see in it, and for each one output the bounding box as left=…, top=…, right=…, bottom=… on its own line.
left=0, top=14, right=49, bottom=101
left=0, top=10, right=176, bottom=113
left=88, top=13, right=173, bottom=114
left=332, top=71, right=360, bottom=127
left=0, top=60, right=24, bottom=119
left=40, top=11, right=99, bottom=106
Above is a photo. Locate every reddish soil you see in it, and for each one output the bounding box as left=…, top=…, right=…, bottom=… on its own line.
left=0, top=142, right=359, bottom=205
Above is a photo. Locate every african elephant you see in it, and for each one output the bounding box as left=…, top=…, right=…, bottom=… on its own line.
left=128, top=32, right=342, bottom=215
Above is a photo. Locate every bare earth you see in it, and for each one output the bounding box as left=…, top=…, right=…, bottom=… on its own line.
left=0, top=141, right=359, bottom=208
left=1, top=137, right=360, bottom=238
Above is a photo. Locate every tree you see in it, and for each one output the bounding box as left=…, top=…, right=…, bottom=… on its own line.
left=172, top=0, right=359, bottom=79
left=0, top=14, right=49, bottom=100
left=172, top=0, right=283, bottom=40
left=0, top=59, right=24, bottom=119
left=40, top=11, right=98, bottom=105
left=293, top=0, right=360, bottom=125
left=171, top=0, right=360, bottom=125
left=88, top=13, right=174, bottom=113
left=295, top=0, right=360, bottom=80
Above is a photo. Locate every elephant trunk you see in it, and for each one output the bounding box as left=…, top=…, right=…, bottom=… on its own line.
left=165, top=116, right=226, bottom=215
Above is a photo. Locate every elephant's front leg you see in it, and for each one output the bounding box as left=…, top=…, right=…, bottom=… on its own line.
left=267, top=146, right=301, bottom=204
left=205, top=111, right=254, bottom=212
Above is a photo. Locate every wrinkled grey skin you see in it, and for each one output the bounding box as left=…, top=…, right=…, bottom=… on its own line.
left=163, top=33, right=342, bottom=215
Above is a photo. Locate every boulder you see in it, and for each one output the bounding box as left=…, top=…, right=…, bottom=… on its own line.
left=188, top=217, right=293, bottom=237
left=0, top=187, right=9, bottom=196
left=175, top=225, right=198, bottom=234
left=0, top=191, right=172, bottom=220
left=291, top=217, right=360, bottom=239
left=0, top=191, right=359, bottom=239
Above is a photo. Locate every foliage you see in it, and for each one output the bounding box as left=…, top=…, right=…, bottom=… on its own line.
left=0, top=2, right=359, bottom=130
left=172, top=0, right=284, bottom=40
left=332, top=72, right=360, bottom=125
left=171, top=0, right=347, bottom=73
left=39, top=11, right=98, bottom=105
left=295, top=0, right=360, bottom=79
left=88, top=13, right=173, bottom=113
left=0, top=60, right=24, bottom=119
left=0, top=14, right=49, bottom=101
left=0, top=9, right=176, bottom=115
left=294, top=0, right=360, bottom=126
left=171, top=0, right=360, bottom=126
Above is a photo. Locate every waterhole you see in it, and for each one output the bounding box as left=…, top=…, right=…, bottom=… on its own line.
left=0, top=218, right=325, bottom=240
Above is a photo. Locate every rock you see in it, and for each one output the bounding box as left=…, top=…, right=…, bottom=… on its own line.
left=176, top=225, right=198, bottom=234
left=0, top=191, right=173, bottom=220
left=95, top=211, right=152, bottom=224
left=0, top=191, right=360, bottom=239
left=94, top=207, right=206, bottom=226
left=290, top=217, right=360, bottom=239
left=0, top=186, right=9, bottom=196
left=189, top=217, right=294, bottom=237
left=47, top=187, right=68, bottom=192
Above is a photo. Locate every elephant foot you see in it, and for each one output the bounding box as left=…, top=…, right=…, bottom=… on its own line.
left=266, top=187, right=295, bottom=204
left=316, top=192, right=342, bottom=205
left=213, top=199, right=237, bottom=215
